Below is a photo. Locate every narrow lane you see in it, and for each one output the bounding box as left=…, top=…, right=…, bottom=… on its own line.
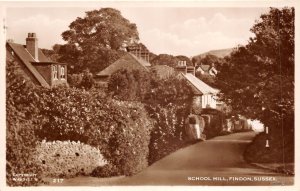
left=54, top=132, right=293, bottom=186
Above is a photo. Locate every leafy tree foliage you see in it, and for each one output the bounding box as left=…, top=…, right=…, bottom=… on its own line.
left=107, top=69, right=151, bottom=101
left=107, top=69, right=194, bottom=164
left=216, top=7, right=294, bottom=162
left=79, top=70, right=95, bottom=90
left=151, top=54, right=192, bottom=67
left=62, top=8, right=139, bottom=50
left=151, top=54, right=179, bottom=67
left=145, top=75, right=194, bottom=164
left=56, top=8, right=139, bottom=74
left=192, top=54, right=225, bottom=68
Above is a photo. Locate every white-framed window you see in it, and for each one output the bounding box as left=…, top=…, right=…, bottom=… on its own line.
left=52, top=65, right=58, bottom=80
left=60, top=66, right=65, bottom=79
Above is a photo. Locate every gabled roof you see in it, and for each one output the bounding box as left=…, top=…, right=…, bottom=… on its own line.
left=7, top=42, right=50, bottom=88
left=96, top=53, right=151, bottom=77
left=129, top=53, right=151, bottom=67
left=198, top=64, right=211, bottom=72
left=180, top=73, right=219, bottom=95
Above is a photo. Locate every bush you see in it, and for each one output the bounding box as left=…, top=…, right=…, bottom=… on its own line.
left=6, top=59, right=44, bottom=186
left=201, top=108, right=224, bottom=138
left=91, top=164, right=120, bottom=177
left=35, top=140, right=107, bottom=178
left=244, top=121, right=294, bottom=163
left=34, top=87, right=153, bottom=176
left=101, top=101, right=153, bottom=176
left=145, top=76, right=194, bottom=164
left=107, top=69, right=151, bottom=101
left=7, top=58, right=153, bottom=179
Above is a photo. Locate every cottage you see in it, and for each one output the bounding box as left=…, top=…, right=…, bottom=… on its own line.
left=95, top=44, right=151, bottom=82
left=176, top=61, right=219, bottom=109
left=6, top=33, right=67, bottom=88
left=196, top=63, right=218, bottom=76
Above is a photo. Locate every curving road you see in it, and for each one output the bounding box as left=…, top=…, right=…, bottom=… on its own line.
left=53, top=132, right=293, bottom=186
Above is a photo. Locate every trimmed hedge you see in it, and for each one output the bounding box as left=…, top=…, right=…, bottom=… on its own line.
left=33, top=88, right=153, bottom=176
left=35, top=140, right=107, bottom=178
left=7, top=58, right=154, bottom=182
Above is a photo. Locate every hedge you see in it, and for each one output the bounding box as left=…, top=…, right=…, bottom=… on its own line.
left=33, top=88, right=153, bottom=176
left=6, top=60, right=44, bottom=186
left=7, top=58, right=154, bottom=183
left=35, top=140, right=107, bottom=178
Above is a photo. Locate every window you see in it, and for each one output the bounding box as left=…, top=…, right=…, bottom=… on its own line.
left=60, top=66, right=65, bottom=79
left=52, top=65, right=58, bottom=80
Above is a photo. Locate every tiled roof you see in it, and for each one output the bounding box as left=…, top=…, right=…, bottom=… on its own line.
left=96, top=53, right=151, bottom=76
left=129, top=53, right=151, bottom=67
left=181, top=73, right=219, bottom=95
left=7, top=42, right=50, bottom=88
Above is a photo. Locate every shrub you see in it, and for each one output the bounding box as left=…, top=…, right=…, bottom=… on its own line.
left=7, top=58, right=153, bottom=179
left=145, top=76, right=194, bottom=164
left=31, top=87, right=152, bottom=176
left=91, top=164, right=120, bottom=177
left=107, top=69, right=151, bottom=101
left=6, top=59, right=44, bottom=186
left=99, top=101, right=153, bottom=176
left=35, top=140, right=107, bottom=178
left=244, top=117, right=294, bottom=163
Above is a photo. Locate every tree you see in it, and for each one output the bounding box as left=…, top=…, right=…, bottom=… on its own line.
left=216, top=7, right=294, bottom=163
left=192, top=54, right=225, bottom=68
left=151, top=54, right=192, bottom=68
left=107, top=69, right=151, bottom=101
left=60, top=8, right=139, bottom=74
left=151, top=54, right=179, bottom=67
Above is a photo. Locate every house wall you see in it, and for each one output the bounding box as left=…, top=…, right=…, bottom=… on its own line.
left=51, top=64, right=68, bottom=87
left=201, top=94, right=217, bottom=109
left=6, top=48, right=40, bottom=86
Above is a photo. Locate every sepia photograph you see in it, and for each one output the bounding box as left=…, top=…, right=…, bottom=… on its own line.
left=0, top=0, right=298, bottom=189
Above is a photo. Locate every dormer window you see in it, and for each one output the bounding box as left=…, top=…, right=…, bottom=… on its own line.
left=60, top=66, right=65, bottom=79
left=52, top=65, right=58, bottom=80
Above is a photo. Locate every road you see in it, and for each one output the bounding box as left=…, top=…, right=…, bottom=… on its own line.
left=52, top=132, right=293, bottom=186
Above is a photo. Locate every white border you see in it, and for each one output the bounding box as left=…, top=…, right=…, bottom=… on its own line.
left=0, top=1, right=299, bottom=191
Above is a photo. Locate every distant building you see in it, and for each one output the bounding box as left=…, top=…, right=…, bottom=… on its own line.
left=196, top=64, right=218, bottom=76
left=95, top=44, right=151, bottom=82
left=176, top=61, right=220, bottom=109
left=6, top=33, right=67, bottom=88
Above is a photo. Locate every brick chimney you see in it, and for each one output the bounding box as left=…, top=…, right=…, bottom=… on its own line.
left=26, top=33, right=38, bottom=60
left=187, top=66, right=195, bottom=76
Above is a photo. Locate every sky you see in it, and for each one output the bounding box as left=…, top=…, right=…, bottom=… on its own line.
left=5, top=5, right=269, bottom=57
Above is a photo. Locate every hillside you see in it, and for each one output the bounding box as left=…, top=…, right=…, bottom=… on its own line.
left=195, top=48, right=234, bottom=59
